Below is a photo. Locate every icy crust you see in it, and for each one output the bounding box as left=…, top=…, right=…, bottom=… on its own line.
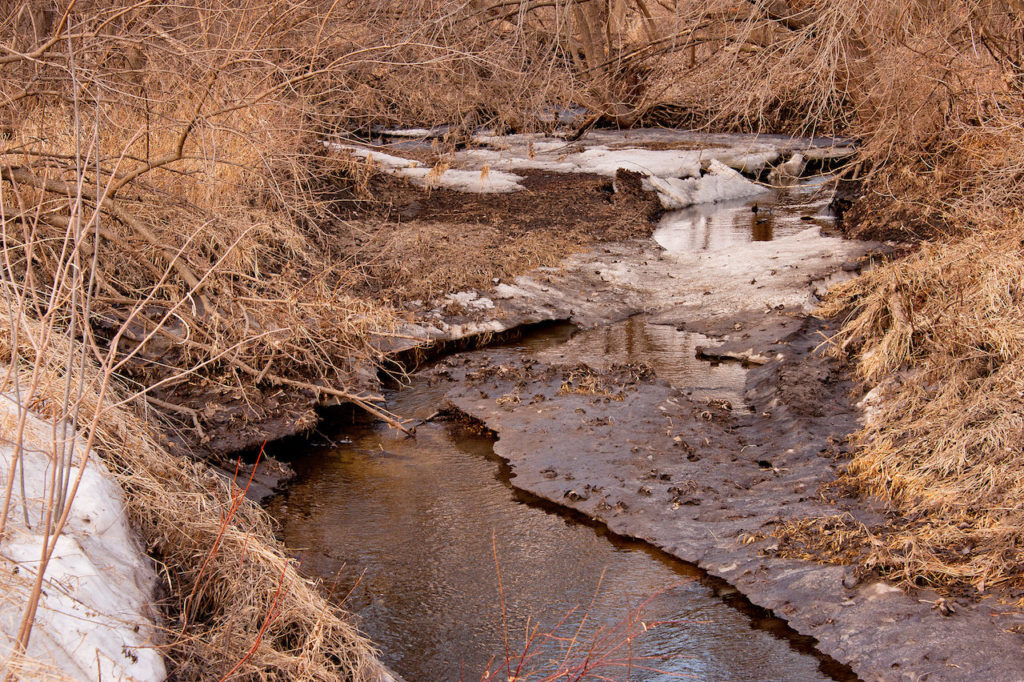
left=329, top=128, right=855, bottom=207
left=653, top=175, right=836, bottom=253
left=329, top=143, right=525, bottom=193
left=0, top=395, right=165, bottom=681
left=645, top=160, right=767, bottom=209
left=458, top=143, right=704, bottom=178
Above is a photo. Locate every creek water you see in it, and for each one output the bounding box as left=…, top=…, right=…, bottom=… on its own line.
left=266, top=180, right=853, bottom=681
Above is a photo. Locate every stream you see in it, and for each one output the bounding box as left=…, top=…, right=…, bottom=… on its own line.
left=267, top=177, right=857, bottom=680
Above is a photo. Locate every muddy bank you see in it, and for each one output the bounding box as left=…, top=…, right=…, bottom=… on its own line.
left=434, top=314, right=1024, bottom=681
left=395, top=197, right=879, bottom=346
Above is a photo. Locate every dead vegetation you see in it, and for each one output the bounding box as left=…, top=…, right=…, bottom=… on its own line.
left=0, top=1, right=410, bottom=677
left=3, top=0, right=1024, bottom=676
left=0, top=317, right=384, bottom=678
left=816, top=222, right=1024, bottom=592
left=347, top=170, right=659, bottom=303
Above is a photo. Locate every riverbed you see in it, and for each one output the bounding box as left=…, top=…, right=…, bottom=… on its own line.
left=265, top=129, right=1024, bottom=682
left=267, top=164, right=860, bottom=680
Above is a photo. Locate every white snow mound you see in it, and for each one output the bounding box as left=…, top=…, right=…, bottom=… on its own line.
left=329, top=143, right=525, bottom=193
left=0, top=394, right=165, bottom=681
left=647, top=160, right=768, bottom=209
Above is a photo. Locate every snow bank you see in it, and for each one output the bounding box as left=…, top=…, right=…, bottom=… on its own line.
left=400, top=167, right=524, bottom=193
left=0, top=395, right=165, bottom=681
left=767, top=152, right=807, bottom=185
left=647, top=160, right=768, bottom=209
left=653, top=176, right=836, bottom=252
left=456, top=143, right=703, bottom=178
left=374, top=126, right=451, bottom=139
left=569, top=147, right=703, bottom=178
left=327, top=129, right=852, bottom=199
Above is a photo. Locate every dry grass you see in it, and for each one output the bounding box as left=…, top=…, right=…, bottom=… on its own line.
left=3, top=0, right=1024, bottom=674
left=815, top=220, right=1024, bottom=591
left=542, top=0, right=1024, bottom=594
left=0, top=315, right=384, bottom=678
left=0, top=2, right=418, bottom=678
left=349, top=219, right=580, bottom=303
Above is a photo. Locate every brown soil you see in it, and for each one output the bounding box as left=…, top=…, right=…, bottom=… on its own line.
left=332, top=169, right=662, bottom=303
left=838, top=181, right=947, bottom=243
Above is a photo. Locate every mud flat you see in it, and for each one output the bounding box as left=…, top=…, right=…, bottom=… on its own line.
left=435, top=313, right=1024, bottom=681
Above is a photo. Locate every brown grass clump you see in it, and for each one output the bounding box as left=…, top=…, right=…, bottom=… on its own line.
left=349, top=219, right=580, bottom=303
left=1, top=1, right=419, bottom=443
left=344, top=170, right=658, bottom=303
left=815, top=222, right=1024, bottom=591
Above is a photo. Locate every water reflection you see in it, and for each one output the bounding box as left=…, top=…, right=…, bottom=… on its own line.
left=269, top=412, right=836, bottom=682
left=653, top=181, right=836, bottom=253
left=537, top=317, right=748, bottom=407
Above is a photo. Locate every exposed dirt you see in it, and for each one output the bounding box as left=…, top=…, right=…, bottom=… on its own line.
left=329, top=169, right=662, bottom=303
left=840, top=185, right=945, bottom=243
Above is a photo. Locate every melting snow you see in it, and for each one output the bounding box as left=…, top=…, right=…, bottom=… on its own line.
left=647, top=160, right=768, bottom=209
left=329, top=143, right=525, bottom=193
left=0, top=394, right=165, bottom=681
left=327, top=129, right=853, bottom=202
left=444, top=291, right=495, bottom=310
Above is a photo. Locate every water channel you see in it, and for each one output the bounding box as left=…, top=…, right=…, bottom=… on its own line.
left=266, top=180, right=855, bottom=681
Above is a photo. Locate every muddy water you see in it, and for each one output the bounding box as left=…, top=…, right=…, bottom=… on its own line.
left=653, top=178, right=837, bottom=253
left=269, top=328, right=847, bottom=681
left=536, top=318, right=748, bottom=408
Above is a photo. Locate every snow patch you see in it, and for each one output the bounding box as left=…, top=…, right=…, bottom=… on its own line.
left=375, top=126, right=450, bottom=139
left=401, top=167, right=524, bottom=193
left=445, top=291, right=495, bottom=311
left=768, top=153, right=807, bottom=185
left=455, top=144, right=702, bottom=179
left=329, top=142, right=525, bottom=193
left=0, top=394, right=165, bottom=681
left=492, top=283, right=529, bottom=299
left=572, top=147, right=703, bottom=178
left=647, top=160, right=768, bottom=209
left=327, top=130, right=853, bottom=196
